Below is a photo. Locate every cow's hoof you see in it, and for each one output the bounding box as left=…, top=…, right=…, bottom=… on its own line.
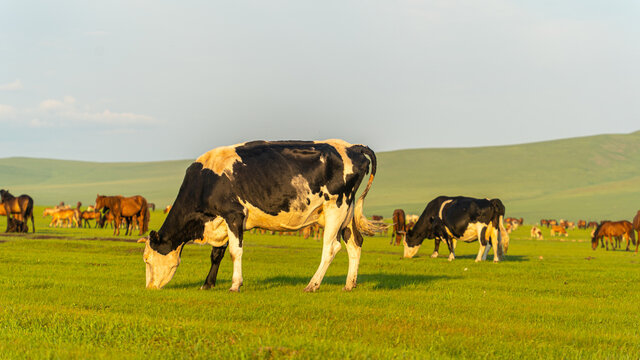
left=200, top=284, right=213, bottom=290
left=304, top=283, right=319, bottom=292
left=229, top=287, right=240, bottom=292
left=493, top=259, right=499, bottom=263
left=448, top=254, right=455, bottom=262
left=475, top=259, right=481, bottom=263
left=430, top=252, right=439, bottom=258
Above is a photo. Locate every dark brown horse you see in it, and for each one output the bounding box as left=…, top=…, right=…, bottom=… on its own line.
left=591, top=220, right=635, bottom=251
left=0, top=189, right=35, bottom=233
left=633, top=211, right=640, bottom=253
left=390, top=209, right=407, bottom=246
left=95, top=194, right=150, bottom=235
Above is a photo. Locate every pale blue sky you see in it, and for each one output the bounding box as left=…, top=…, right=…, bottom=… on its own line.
left=1, top=1, right=638, bottom=161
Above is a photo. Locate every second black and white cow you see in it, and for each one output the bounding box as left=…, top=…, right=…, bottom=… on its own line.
left=140, top=139, right=385, bottom=292
left=404, top=196, right=509, bottom=262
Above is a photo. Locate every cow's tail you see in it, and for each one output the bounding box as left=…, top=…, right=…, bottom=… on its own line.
left=351, top=145, right=388, bottom=236
left=490, top=199, right=509, bottom=256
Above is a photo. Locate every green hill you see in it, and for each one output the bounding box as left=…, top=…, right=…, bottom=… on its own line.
left=2, top=132, right=640, bottom=221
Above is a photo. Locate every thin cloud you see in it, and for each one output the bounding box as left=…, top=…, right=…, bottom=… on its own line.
left=0, top=104, right=17, bottom=118
left=85, top=31, right=109, bottom=37
left=5, top=96, right=156, bottom=128
left=0, top=79, right=23, bottom=91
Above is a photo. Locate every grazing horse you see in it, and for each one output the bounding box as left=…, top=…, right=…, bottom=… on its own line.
left=633, top=211, right=640, bottom=253
left=0, top=189, right=35, bottom=233
left=591, top=221, right=635, bottom=251
left=95, top=194, right=150, bottom=236
left=390, top=209, right=407, bottom=246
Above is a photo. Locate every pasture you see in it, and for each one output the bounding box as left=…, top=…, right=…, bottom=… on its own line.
left=0, top=211, right=638, bottom=359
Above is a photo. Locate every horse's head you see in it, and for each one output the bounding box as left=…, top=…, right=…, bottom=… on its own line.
left=95, top=194, right=105, bottom=210
left=591, top=223, right=602, bottom=250
left=140, top=230, right=183, bottom=289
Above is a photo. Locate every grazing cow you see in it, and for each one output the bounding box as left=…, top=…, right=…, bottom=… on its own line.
left=390, top=209, right=407, bottom=246
left=587, top=221, right=598, bottom=229
left=592, top=221, right=635, bottom=251
left=550, top=225, right=568, bottom=237
left=530, top=226, right=543, bottom=240
left=577, top=220, right=587, bottom=229
left=139, top=140, right=385, bottom=292
left=404, top=196, right=509, bottom=262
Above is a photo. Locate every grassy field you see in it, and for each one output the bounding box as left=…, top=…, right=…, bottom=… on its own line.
left=1, top=211, right=639, bottom=359
left=2, top=131, right=640, bottom=220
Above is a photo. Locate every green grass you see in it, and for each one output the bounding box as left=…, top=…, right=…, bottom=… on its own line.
left=2, top=131, right=640, bottom=220
left=1, top=213, right=639, bottom=359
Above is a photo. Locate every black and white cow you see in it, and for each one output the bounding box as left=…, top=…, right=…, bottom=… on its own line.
left=403, top=196, right=509, bottom=262
left=140, top=139, right=385, bottom=292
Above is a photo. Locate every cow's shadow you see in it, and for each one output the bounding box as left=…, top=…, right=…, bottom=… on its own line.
left=170, top=273, right=455, bottom=290
left=444, top=254, right=529, bottom=262
left=260, top=272, right=457, bottom=290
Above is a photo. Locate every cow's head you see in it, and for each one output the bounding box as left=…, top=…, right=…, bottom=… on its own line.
left=403, top=225, right=425, bottom=258
left=140, top=230, right=183, bottom=289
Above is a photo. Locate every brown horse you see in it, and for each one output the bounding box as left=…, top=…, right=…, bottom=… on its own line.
left=390, top=209, right=407, bottom=246
left=95, top=194, right=149, bottom=235
left=633, top=211, right=640, bottom=253
left=0, top=189, right=35, bottom=233
left=591, top=220, right=635, bottom=251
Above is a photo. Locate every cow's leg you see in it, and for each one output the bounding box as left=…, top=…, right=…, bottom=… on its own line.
left=226, top=213, right=245, bottom=292
left=431, top=237, right=441, bottom=258
left=475, top=239, right=487, bottom=262
left=305, top=206, right=346, bottom=292
left=201, top=245, right=228, bottom=290
left=447, top=238, right=456, bottom=261
left=489, top=228, right=500, bottom=262
left=342, top=217, right=362, bottom=291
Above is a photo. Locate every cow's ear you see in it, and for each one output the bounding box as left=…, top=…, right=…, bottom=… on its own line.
left=149, top=230, right=160, bottom=245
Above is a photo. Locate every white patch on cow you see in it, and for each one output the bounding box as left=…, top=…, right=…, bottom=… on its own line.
left=290, top=175, right=313, bottom=211
left=193, top=217, right=229, bottom=247
left=240, top=195, right=326, bottom=232
left=144, top=241, right=184, bottom=289
left=403, top=239, right=421, bottom=258
left=196, top=143, right=243, bottom=177
left=318, top=139, right=353, bottom=182
left=459, top=222, right=483, bottom=242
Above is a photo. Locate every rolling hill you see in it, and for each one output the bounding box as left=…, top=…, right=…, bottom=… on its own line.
left=1, top=131, right=640, bottom=221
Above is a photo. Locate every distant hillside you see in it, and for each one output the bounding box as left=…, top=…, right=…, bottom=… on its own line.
left=1, top=131, right=640, bottom=221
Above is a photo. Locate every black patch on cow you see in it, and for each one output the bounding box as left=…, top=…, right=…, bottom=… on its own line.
left=352, top=217, right=364, bottom=247
left=324, top=194, right=329, bottom=201
left=341, top=227, right=351, bottom=243
left=480, top=226, right=488, bottom=246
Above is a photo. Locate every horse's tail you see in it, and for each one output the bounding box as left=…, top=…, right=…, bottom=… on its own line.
left=140, top=197, right=150, bottom=234
left=350, top=145, right=387, bottom=236
left=27, top=196, right=35, bottom=233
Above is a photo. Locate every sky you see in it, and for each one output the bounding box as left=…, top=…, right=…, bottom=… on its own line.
left=1, top=0, right=638, bottom=162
